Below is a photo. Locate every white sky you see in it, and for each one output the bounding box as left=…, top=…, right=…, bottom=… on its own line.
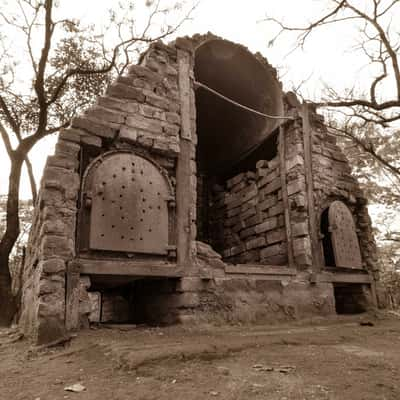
left=0, top=0, right=392, bottom=199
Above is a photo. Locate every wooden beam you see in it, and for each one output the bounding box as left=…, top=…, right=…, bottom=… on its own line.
left=301, top=104, right=324, bottom=272
left=77, top=258, right=183, bottom=278
left=279, top=126, right=295, bottom=268
left=176, top=49, right=195, bottom=270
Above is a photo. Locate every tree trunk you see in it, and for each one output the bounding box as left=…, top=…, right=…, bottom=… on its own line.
left=24, top=156, right=37, bottom=204
left=0, top=156, right=23, bottom=326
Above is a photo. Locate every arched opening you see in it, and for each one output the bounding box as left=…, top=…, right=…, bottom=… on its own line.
left=320, top=207, right=336, bottom=267
left=194, top=39, right=284, bottom=252
left=194, top=39, right=283, bottom=175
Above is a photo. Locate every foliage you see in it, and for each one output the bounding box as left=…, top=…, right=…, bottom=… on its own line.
left=263, top=0, right=400, bottom=182
left=0, top=196, right=33, bottom=293
left=263, top=1, right=400, bottom=302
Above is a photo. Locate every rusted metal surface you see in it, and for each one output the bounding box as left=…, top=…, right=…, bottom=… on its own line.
left=328, top=201, right=363, bottom=269
left=88, top=153, right=170, bottom=254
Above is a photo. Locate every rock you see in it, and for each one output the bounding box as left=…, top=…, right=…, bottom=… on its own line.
left=359, top=321, right=374, bottom=326
left=216, top=366, right=230, bottom=375
left=64, top=383, right=86, bottom=393
left=253, top=364, right=274, bottom=372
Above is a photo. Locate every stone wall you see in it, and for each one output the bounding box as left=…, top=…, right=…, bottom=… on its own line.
left=18, top=34, right=381, bottom=344
left=309, top=109, right=380, bottom=276
left=19, top=40, right=190, bottom=343
left=208, top=156, right=287, bottom=265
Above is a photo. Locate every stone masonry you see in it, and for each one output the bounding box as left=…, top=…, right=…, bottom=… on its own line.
left=18, top=33, right=382, bottom=344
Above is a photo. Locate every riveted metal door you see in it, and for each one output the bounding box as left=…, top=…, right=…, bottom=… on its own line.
left=328, top=201, right=362, bottom=269
left=89, top=153, right=170, bottom=254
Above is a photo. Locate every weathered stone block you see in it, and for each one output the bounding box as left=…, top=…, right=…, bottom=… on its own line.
left=107, top=83, right=146, bottom=102
left=72, top=116, right=119, bottom=139
left=287, top=179, right=305, bottom=196
left=81, top=134, right=102, bottom=147
left=98, top=96, right=140, bottom=114
left=286, top=155, right=304, bottom=171
left=47, top=155, right=78, bottom=171
left=254, top=218, right=278, bottom=234
left=266, top=229, right=286, bottom=245
left=40, top=235, right=74, bottom=258
left=293, top=237, right=312, bottom=256
left=292, top=221, right=309, bottom=237
left=144, top=91, right=170, bottom=111
left=246, top=236, right=266, bottom=250
left=128, top=64, right=163, bottom=82
left=42, top=259, right=65, bottom=275
left=269, top=203, right=284, bottom=217
left=176, top=277, right=205, bottom=293
left=260, top=243, right=286, bottom=259
left=170, top=292, right=200, bottom=308
left=86, top=106, right=126, bottom=124
left=119, top=125, right=138, bottom=143
left=39, top=276, right=65, bottom=295
left=126, top=114, right=163, bottom=134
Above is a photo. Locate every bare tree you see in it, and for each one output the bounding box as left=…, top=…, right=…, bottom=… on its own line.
left=0, top=0, right=197, bottom=325
left=262, top=0, right=400, bottom=181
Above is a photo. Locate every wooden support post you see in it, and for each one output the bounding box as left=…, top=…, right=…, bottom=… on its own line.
left=176, top=48, right=195, bottom=270
left=65, top=260, right=81, bottom=331
left=301, top=104, right=324, bottom=272
left=279, top=125, right=295, bottom=268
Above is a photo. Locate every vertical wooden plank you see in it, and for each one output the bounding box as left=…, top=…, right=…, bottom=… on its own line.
left=65, top=261, right=81, bottom=331
left=178, top=49, right=192, bottom=141
left=176, top=49, right=194, bottom=269
left=301, top=104, right=324, bottom=271
left=279, top=126, right=295, bottom=268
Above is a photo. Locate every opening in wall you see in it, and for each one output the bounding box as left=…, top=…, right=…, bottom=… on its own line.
left=333, top=283, right=368, bottom=314
left=88, top=278, right=179, bottom=325
left=321, top=207, right=335, bottom=267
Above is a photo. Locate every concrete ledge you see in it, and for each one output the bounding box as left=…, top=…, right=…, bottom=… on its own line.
left=77, top=258, right=183, bottom=277
left=311, top=272, right=371, bottom=284
left=225, top=264, right=296, bottom=277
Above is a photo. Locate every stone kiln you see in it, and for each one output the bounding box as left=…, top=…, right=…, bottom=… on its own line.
left=19, top=34, right=383, bottom=343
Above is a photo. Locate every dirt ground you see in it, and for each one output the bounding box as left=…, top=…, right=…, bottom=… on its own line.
left=1, top=312, right=400, bottom=400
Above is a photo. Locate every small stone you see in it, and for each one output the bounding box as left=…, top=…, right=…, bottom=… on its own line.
left=209, top=391, right=219, bottom=396
left=64, top=383, right=86, bottom=392
left=216, top=366, right=230, bottom=375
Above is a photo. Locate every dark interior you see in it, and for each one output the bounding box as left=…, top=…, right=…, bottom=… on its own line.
left=194, top=39, right=283, bottom=175
left=334, top=284, right=368, bottom=314
left=321, top=207, right=336, bottom=267
left=91, top=278, right=179, bottom=325
left=194, top=39, right=283, bottom=247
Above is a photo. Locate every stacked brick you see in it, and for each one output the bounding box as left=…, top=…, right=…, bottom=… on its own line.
left=72, top=41, right=182, bottom=159
left=210, top=157, right=288, bottom=265
left=310, top=110, right=379, bottom=276
left=19, top=128, right=82, bottom=343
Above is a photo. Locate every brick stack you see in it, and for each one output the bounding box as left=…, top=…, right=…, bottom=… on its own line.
left=210, top=156, right=288, bottom=265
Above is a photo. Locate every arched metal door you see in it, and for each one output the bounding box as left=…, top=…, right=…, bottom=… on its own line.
left=88, top=153, right=170, bottom=255
left=328, top=201, right=363, bottom=269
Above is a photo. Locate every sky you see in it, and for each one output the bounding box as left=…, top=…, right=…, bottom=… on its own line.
left=0, top=0, right=393, bottom=199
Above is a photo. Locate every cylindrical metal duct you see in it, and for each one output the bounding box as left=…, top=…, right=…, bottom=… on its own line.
left=194, top=39, right=284, bottom=174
